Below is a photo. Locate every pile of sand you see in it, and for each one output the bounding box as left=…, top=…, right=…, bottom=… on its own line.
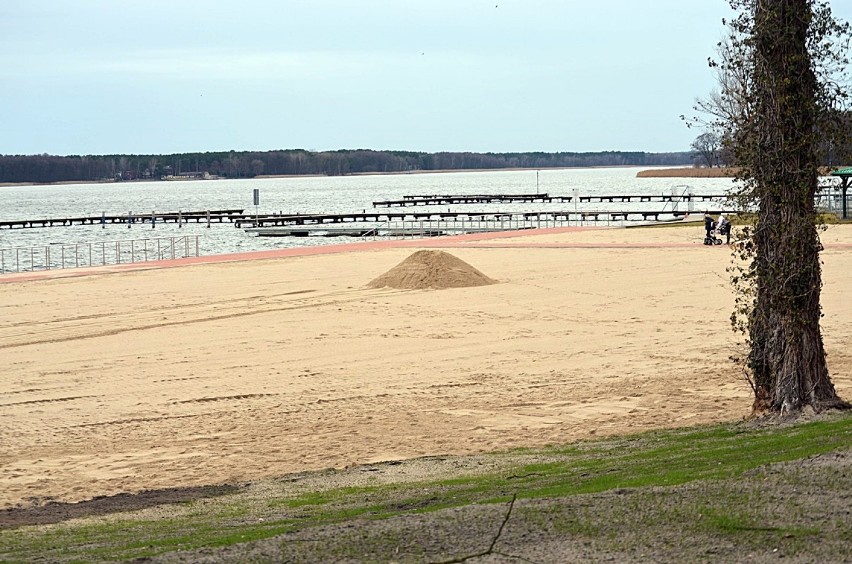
left=367, top=250, right=497, bottom=290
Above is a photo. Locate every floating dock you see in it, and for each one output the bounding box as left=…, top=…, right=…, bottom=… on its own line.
left=245, top=224, right=531, bottom=238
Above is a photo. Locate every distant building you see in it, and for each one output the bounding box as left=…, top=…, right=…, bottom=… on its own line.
left=162, top=171, right=212, bottom=181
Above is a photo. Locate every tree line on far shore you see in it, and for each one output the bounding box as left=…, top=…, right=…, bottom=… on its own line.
left=690, top=126, right=852, bottom=169
left=0, top=149, right=694, bottom=184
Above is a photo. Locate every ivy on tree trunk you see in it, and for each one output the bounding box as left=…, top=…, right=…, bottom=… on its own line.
left=738, top=0, right=849, bottom=414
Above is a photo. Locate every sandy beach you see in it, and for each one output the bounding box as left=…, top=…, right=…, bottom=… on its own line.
left=1, top=224, right=851, bottom=510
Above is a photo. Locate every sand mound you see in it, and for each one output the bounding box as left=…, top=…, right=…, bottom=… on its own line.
left=367, top=250, right=497, bottom=290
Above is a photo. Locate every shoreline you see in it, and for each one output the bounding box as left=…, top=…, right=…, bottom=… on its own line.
left=4, top=165, right=847, bottom=188
left=261, top=164, right=668, bottom=179
left=636, top=165, right=846, bottom=178
left=0, top=164, right=682, bottom=188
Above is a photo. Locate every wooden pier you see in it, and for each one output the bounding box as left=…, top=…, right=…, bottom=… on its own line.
left=373, top=193, right=731, bottom=207
left=373, top=193, right=558, bottom=206
left=576, top=194, right=730, bottom=203
left=0, top=209, right=245, bottom=229
left=234, top=209, right=727, bottom=229
left=1, top=189, right=741, bottom=232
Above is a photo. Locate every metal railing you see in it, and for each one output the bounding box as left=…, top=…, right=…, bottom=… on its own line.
left=0, top=235, right=201, bottom=274
left=661, top=185, right=696, bottom=216
left=815, top=183, right=848, bottom=216
left=360, top=219, right=392, bottom=239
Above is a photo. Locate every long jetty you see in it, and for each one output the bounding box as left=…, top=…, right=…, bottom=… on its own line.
left=2, top=208, right=723, bottom=232
left=374, top=193, right=560, bottom=206
left=0, top=191, right=737, bottom=231
left=373, top=193, right=732, bottom=207
left=0, top=209, right=245, bottom=229
left=233, top=209, right=727, bottom=228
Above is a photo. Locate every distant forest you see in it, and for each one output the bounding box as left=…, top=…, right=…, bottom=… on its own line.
left=0, top=149, right=693, bottom=184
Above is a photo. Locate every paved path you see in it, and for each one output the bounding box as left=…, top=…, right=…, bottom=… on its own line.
left=3, top=226, right=850, bottom=284
left=0, top=227, right=593, bottom=284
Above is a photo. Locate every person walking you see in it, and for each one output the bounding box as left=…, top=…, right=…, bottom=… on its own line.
left=704, top=212, right=715, bottom=245
left=717, top=214, right=732, bottom=244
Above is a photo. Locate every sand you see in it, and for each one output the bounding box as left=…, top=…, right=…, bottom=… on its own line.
left=1, top=224, right=851, bottom=510
left=367, top=250, right=497, bottom=290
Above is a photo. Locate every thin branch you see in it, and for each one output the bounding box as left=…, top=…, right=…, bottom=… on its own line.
left=430, top=493, right=518, bottom=564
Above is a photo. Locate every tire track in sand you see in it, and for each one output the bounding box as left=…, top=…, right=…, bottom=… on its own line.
left=0, top=287, right=401, bottom=350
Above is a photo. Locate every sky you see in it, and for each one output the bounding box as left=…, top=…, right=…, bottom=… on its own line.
left=1, top=1, right=846, bottom=156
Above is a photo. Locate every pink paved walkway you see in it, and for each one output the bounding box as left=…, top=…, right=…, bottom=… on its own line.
left=3, top=226, right=850, bottom=284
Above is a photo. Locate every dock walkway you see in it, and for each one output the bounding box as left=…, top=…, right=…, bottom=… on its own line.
left=0, top=209, right=245, bottom=229
left=244, top=225, right=532, bottom=238
left=373, top=193, right=731, bottom=207
left=234, top=209, right=727, bottom=229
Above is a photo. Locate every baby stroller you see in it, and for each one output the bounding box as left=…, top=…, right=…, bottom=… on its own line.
left=704, top=220, right=723, bottom=245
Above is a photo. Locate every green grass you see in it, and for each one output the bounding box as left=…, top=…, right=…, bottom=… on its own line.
left=2, top=414, right=850, bottom=562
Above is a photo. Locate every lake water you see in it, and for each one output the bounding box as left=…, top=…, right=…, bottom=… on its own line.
left=0, top=167, right=735, bottom=259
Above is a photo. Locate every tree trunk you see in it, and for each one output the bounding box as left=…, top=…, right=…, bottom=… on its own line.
left=749, top=0, right=849, bottom=414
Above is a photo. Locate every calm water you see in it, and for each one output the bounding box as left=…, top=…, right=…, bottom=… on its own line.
left=0, top=168, right=735, bottom=256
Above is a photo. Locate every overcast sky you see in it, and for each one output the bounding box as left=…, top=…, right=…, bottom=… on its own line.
left=2, top=1, right=847, bottom=156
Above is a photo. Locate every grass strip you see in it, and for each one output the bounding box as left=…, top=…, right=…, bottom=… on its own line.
left=1, top=414, right=849, bottom=562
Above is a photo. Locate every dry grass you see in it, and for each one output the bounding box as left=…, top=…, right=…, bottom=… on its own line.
left=636, top=166, right=846, bottom=178
left=636, top=167, right=738, bottom=178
